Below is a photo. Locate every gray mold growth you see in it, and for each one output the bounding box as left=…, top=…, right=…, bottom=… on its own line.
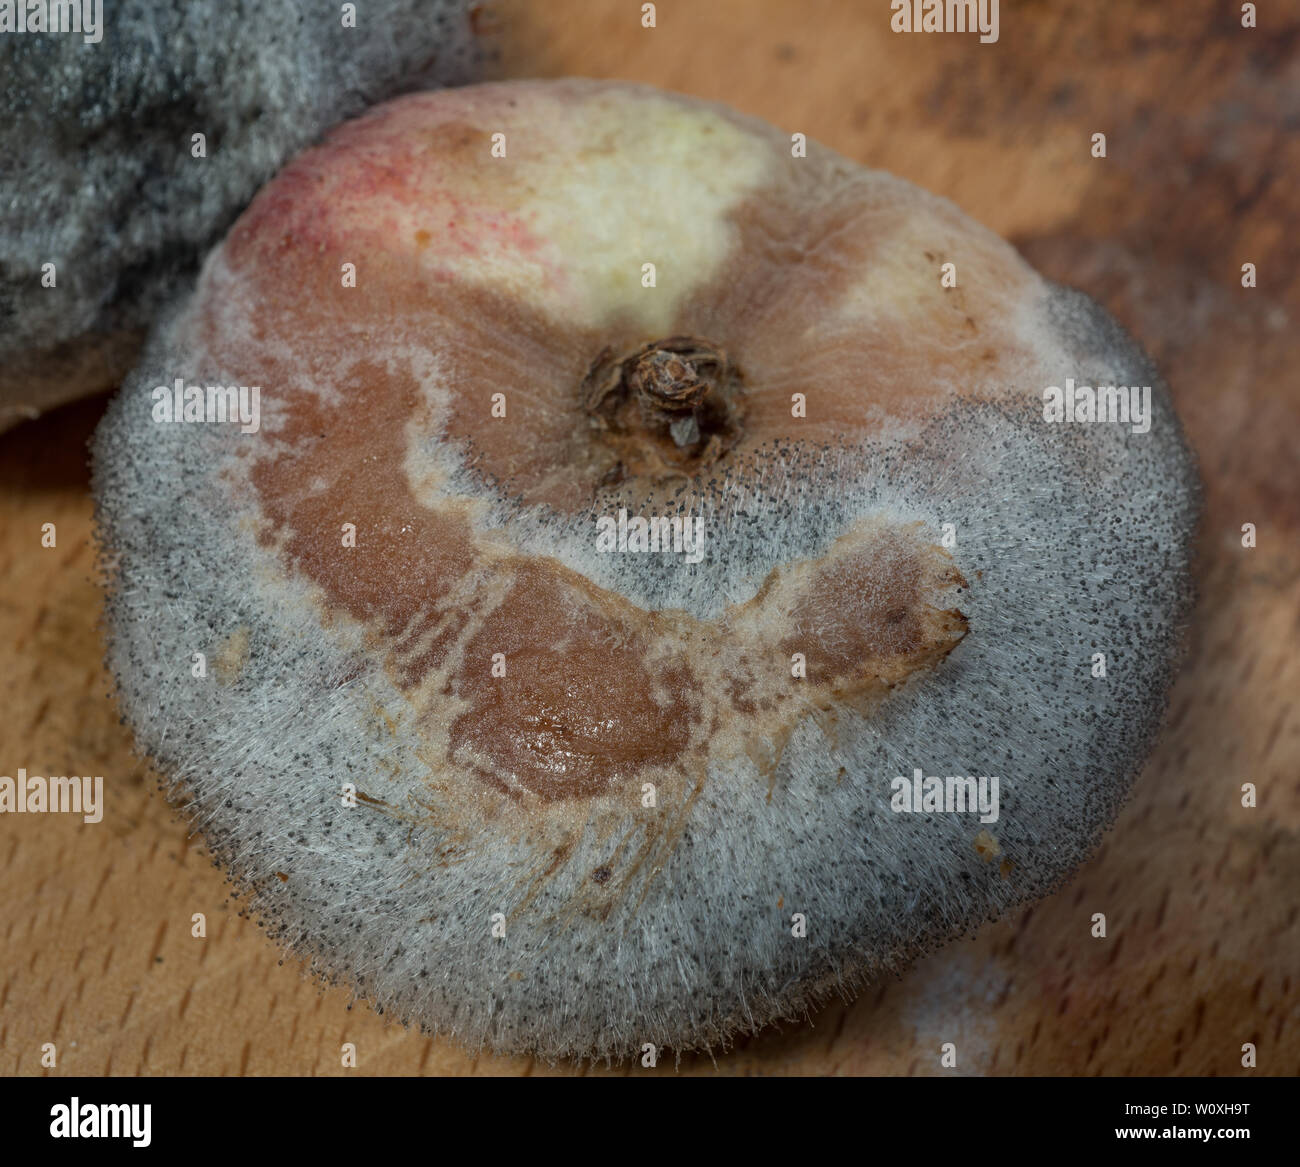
left=92, top=272, right=1200, bottom=1063
left=0, top=0, right=487, bottom=429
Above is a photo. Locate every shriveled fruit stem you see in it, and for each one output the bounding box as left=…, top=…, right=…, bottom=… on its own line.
left=581, top=335, right=739, bottom=460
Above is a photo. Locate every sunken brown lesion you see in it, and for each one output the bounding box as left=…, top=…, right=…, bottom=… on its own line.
left=440, top=524, right=969, bottom=805
left=446, top=559, right=701, bottom=801
left=244, top=351, right=969, bottom=812
left=774, top=525, right=969, bottom=697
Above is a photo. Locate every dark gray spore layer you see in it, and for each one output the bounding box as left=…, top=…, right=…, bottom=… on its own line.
left=0, top=0, right=484, bottom=429
left=93, top=283, right=1200, bottom=1063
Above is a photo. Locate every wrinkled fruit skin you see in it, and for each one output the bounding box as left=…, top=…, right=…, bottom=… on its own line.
left=0, top=0, right=486, bottom=431
left=93, top=80, right=1199, bottom=1061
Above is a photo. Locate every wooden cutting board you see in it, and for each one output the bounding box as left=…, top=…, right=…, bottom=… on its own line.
left=2, top=0, right=1296, bottom=1076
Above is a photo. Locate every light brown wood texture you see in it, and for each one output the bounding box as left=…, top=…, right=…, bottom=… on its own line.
left=2, top=0, right=1296, bottom=1076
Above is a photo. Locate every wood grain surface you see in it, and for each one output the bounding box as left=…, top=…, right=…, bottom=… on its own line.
left=2, top=0, right=1296, bottom=1076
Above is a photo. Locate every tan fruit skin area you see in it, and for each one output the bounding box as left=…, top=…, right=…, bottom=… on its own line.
left=86, top=78, right=1202, bottom=1062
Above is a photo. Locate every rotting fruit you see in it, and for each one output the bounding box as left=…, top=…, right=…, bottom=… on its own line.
left=93, top=79, right=1200, bottom=1062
